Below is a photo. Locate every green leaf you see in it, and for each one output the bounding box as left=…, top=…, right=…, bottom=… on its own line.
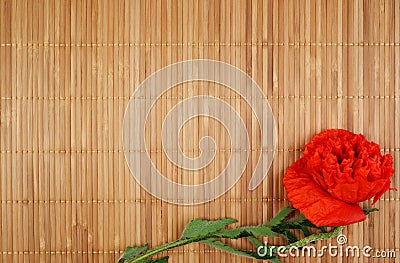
left=214, top=228, right=245, bottom=239
left=292, top=213, right=307, bottom=223
left=300, top=225, right=312, bottom=237
left=268, top=256, right=283, bottom=263
left=278, top=230, right=298, bottom=243
left=119, top=245, right=148, bottom=263
left=276, top=214, right=317, bottom=231
left=306, top=222, right=318, bottom=228
left=141, top=256, right=169, bottom=263
left=215, top=225, right=276, bottom=239
left=267, top=207, right=294, bottom=227
left=201, top=239, right=277, bottom=260
left=247, top=226, right=276, bottom=237
left=247, top=236, right=263, bottom=248
left=201, top=239, right=255, bottom=258
left=319, top=226, right=327, bottom=233
left=363, top=208, right=379, bottom=215
left=181, top=218, right=237, bottom=239
left=152, top=256, right=169, bottom=263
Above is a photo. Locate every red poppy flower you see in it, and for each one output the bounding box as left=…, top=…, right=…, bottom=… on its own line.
left=283, top=129, right=396, bottom=227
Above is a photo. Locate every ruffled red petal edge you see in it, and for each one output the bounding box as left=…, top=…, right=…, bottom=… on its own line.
left=283, top=158, right=366, bottom=227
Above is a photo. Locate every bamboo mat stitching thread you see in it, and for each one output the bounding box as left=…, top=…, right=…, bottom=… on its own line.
left=1, top=248, right=399, bottom=255
left=1, top=95, right=400, bottom=100
left=1, top=42, right=400, bottom=47
left=1, top=198, right=400, bottom=204
left=1, top=148, right=399, bottom=154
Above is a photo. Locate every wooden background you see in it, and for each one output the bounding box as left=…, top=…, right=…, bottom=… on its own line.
left=0, top=0, right=399, bottom=262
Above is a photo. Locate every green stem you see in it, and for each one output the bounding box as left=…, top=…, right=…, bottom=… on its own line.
left=126, top=226, right=344, bottom=262
left=278, top=226, right=344, bottom=252
left=126, top=236, right=209, bottom=263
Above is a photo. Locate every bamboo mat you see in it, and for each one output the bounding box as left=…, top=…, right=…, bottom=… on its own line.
left=0, top=0, right=399, bottom=262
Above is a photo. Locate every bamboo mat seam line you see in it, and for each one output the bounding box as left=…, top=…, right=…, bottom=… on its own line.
left=0, top=199, right=289, bottom=204
left=0, top=251, right=125, bottom=255
left=1, top=148, right=400, bottom=154
left=1, top=249, right=399, bottom=255
left=0, top=149, right=288, bottom=153
left=1, top=42, right=400, bottom=47
left=0, top=149, right=293, bottom=153
left=2, top=198, right=400, bottom=204
left=1, top=95, right=400, bottom=100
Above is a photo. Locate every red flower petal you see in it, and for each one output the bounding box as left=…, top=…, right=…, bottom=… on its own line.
left=301, top=129, right=396, bottom=203
left=283, top=158, right=366, bottom=227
